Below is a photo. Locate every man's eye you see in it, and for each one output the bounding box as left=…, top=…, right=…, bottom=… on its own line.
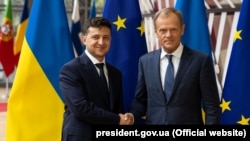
left=159, top=30, right=166, bottom=34
left=104, top=37, right=110, bottom=40
left=92, top=36, right=99, bottom=39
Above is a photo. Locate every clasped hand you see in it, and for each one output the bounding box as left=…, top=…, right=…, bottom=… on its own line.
left=119, top=113, right=134, bottom=125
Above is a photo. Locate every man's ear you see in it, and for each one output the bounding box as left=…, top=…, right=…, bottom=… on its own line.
left=80, top=34, right=87, bottom=45
left=154, top=29, right=160, bottom=39
left=181, top=24, right=185, bottom=35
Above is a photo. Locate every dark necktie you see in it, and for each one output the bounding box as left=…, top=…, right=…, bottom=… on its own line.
left=96, top=63, right=109, bottom=93
left=164, top=55, right=174, bottom=101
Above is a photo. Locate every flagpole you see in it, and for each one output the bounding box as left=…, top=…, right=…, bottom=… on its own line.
left=1, top=76, right=9, bottom=99
left=5, top=77, right=9, bottom=97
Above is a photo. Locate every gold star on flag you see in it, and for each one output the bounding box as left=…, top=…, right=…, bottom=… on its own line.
left=234, top=30, right=242, bottom=42
left=113, top=15, right=126, bottom=31
left=220, top=98, right=231, bottom=113
left=237, top=115, right=250, bottom=125
left=137, top=21, right=145, bottom=36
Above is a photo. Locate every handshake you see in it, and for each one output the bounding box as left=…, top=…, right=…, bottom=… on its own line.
left=119, top=113, right=134, bottom=125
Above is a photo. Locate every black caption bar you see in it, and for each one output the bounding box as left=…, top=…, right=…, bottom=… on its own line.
left=92, top=125, right=250, bottom=140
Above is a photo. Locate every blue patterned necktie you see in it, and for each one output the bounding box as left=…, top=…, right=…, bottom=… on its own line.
left=164, top=55, right=174, bottom=101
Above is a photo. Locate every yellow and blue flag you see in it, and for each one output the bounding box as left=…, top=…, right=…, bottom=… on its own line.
left=14, top=0, right=29, bottom=66
left=102, top=0, right=148, bottom=111
left=175, top=0, right=220, bottom=123
left=6, top=0, right=74, bottom=140
left=220, top=0, right=250, bottom=125
left=175, top=0, right=212, bottom=56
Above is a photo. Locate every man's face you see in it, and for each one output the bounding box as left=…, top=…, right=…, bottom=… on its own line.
left=82, top=27, right=111, bottom=61
left=155, top=13, right=184, bottom=53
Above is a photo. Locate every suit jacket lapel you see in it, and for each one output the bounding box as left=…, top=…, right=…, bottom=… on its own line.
left=150, top=50, right=167, bottom=101
left=154, top=50, right=163, bottom=91
left=106, top=64, right=115, bottom=111
left=172, top=46, right=193, bottom=94
left=80, top=53, right=111, bottom=108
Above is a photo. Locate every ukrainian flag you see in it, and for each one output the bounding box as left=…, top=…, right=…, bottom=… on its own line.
left=13, top=0, right=29, bottom=66
left=6, top=0, right=74, bottom=141
left=175, top=0, right=212, bottom=56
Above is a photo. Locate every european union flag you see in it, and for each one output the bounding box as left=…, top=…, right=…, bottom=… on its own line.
left=6, top=0, right=74, bottom=140
left=220, top=0, right=250, bottom=125
left=102, top=0, right=148, bottom=111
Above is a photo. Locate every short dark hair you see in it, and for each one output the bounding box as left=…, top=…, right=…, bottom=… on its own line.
left=154, top=7, right=184, bottom=26
left=81, top=17, right=112, bottom=35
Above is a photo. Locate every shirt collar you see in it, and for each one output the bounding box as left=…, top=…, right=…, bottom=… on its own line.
left=160, top=43, right=184, bottom=59
left=85, top=49, right=106, bottom=65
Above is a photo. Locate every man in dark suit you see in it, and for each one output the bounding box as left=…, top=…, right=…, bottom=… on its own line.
left=128, top=7, right=221, bottom=125
left=59, top=17, right=131, bottom=141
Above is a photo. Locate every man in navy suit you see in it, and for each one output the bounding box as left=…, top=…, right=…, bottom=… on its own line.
left=59, top=17, right=131, bottom=141
left=128, top=7, right=221, bottom=125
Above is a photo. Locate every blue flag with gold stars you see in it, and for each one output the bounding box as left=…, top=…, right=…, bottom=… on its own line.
left=102, top=0, right=148, bottom=111
left=220, top=0, right=250, bottom=125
